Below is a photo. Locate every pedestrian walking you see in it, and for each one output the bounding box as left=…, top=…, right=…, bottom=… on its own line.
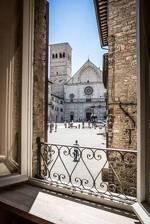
left=68, top=121, right=70, bottom=128
left=54, top=123, right=57, bottom=132
left=64, top=121, right=67, bottom=128
left=88, top=120, right=91, bottom=128
left=82, top=120, right=84, bottom=129
left=71, top=120, right=74, bottom=128
left=50, top=122, right=53, bottom=133
left=92, top=121, right=94, bottom=128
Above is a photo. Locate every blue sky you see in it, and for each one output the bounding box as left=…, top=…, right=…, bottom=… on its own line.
left=49, top=0, right=105, bottom=74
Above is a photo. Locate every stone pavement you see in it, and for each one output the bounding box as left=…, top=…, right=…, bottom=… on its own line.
left=48, top=122, right=106, bottom=148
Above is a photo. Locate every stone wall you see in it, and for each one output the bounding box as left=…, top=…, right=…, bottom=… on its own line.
left=32, top=0, right=48, bottom=177
left=106, top=0, right=137, bottom=196
left=107, top=0, right=137, bottom=150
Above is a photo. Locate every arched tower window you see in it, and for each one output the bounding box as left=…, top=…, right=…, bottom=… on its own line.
left=60, top=53, right=62, bottom=58
left=52, top=54, right=55, bottom=58
left=63, top=52, right=65, bottom=58
left=55, top=53, right=58, bottom=58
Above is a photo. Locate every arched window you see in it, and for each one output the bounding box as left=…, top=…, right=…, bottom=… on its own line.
left=52, top=54, right=55, bottom=58
left=63, top=52, right=65, bottom=58
left=55, top=53, right=58, bottom=58
left=59, top=53, right=62, bottom=58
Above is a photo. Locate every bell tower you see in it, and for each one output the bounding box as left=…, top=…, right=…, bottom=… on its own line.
left=49, top=43, right=72, bottom=98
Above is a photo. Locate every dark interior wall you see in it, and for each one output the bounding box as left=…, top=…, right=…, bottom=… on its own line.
left=0, top=0, right=22, bottom=175
left=0, top=209, right=36, bottom=224
left=0, top=209, right=12, bottom=224
left=140, top=0, right=150, bottom=202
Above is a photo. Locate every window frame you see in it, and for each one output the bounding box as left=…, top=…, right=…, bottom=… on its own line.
left=0, top=0, right=34, bottom=185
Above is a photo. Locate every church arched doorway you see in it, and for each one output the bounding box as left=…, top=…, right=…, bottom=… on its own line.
left=85, top=108, right=92, bottom=121
left=86, top=112, right=91, bottom=121
left=70, top=111, right=74, bottom=121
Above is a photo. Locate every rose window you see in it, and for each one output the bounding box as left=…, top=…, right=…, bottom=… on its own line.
left=84, top=86, right=93, bottom=95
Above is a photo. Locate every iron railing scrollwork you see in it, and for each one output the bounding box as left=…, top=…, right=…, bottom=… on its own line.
left=37, top=140, right=137, bottom=204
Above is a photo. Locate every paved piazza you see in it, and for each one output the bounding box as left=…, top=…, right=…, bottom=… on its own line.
left=48, top=122, right=106, bottom=148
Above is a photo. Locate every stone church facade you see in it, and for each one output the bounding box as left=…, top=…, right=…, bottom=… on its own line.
left=64, top=60, right=106, bottom=122
left=49, top=43, right=106, bottom=122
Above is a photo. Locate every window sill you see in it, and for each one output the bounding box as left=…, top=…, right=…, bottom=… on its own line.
left=29, top=177, right=132, bottom=212
left=0, top=174, right=28, bottom=189
left=0, top=182, right=139, bottom=224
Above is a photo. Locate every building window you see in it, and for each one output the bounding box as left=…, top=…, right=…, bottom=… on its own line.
left=60, top=100, right=63, bottom=104
left=63, top=52, right=65, bottom=58
left=55, top=53, right=58, bottom=58
left=60, top=53, right=62, bottom=58
left=60, top=108, right=63, bottom=112
left=86, top=98, right=91, bottom=102
left=52, top=54, right=55, bottom=58
left=69, top=93, right=75, bottom=99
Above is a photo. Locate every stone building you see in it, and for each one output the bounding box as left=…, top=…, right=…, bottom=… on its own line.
left=95, top=0, right=137, bottom=150
left=94, top=0, right=137, bottom=197
left=48, top=81, right=64, bottom=123
left=48, top=43, right=71, bottom=122
left=64, top=59, right=106, bottom=122
left=49, top=93, right=64, bottom=122
left=49, top=43, right=106, bottom=122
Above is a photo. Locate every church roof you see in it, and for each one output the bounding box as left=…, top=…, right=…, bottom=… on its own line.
left=66, top=59, right=101, bottom=84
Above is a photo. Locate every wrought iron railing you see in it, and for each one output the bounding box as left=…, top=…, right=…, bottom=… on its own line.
left=37, top=140, right=137, bottom=204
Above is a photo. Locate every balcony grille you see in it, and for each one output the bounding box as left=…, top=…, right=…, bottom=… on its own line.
left=38, top=141, right=137, bottom=205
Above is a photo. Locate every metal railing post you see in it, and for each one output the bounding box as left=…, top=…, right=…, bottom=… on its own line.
left=36, top=137, right=43, bottom=179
